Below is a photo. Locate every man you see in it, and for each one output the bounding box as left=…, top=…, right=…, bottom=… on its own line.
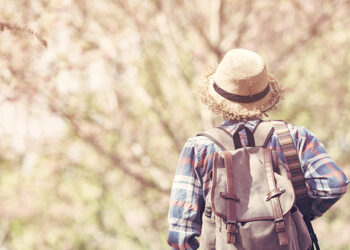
left=167, top=49, right=348, bottom=249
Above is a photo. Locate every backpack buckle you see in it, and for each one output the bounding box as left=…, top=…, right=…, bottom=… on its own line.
left=226, top=221, right=238, bottom=232
left=266, top=187, right=286, bottom=201
left=226, top=221, right=238, bottom=244
left=220, top=192, right=240, bottom=202
left=274, top=219, right=286, bottom=233
left=275, top=219, right=288, bottom=245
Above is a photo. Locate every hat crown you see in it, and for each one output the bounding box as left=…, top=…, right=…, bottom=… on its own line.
left=214, top=49, right=268, bottom=96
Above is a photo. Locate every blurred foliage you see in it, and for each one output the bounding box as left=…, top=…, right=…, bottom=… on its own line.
left=0, top=0, right=349, bottom=249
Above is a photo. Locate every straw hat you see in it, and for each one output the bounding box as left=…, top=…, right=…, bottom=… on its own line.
left=197, top=48, right=284, bottom=120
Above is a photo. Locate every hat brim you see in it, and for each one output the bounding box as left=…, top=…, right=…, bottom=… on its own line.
left=196, top=67, right=284, bottom=120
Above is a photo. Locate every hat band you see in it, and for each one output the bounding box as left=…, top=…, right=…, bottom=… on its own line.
left=213, top=82, right=270, bottom=103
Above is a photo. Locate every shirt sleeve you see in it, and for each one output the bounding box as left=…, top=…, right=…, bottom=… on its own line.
left=167, top=139, right=205, bottom=250
left=292, top=125, right=349, bottom=218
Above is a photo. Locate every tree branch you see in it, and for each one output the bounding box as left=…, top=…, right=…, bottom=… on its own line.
left=233, top=0, right=255, bottom=47
left=48, top=103, right=170, bottom=194
left=272, top=11, right=332, bottom=69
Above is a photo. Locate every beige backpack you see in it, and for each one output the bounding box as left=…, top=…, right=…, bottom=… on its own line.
left=198, top=121, right=316, bottom=250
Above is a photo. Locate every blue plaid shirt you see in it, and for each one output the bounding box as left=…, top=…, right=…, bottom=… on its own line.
left=167, top=120, right=349, bottom=250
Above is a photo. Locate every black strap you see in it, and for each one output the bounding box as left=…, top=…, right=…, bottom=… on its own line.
left=233, top=124, right=255, bottom=149
left=297, top=199, right=320, bottom=250
left=304, top=217, right=320, bottom=250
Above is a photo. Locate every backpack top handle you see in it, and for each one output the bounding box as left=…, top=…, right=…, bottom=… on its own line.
left=232, top=124, right=255, bottom=149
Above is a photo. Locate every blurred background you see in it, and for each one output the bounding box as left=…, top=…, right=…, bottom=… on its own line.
left=0, top=0, right=350, bottom=249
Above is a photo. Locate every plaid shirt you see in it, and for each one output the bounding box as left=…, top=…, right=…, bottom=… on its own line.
left=167, top=119, right=349, bottom=250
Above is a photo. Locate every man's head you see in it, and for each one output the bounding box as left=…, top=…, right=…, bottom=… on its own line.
left=197, top=48, right=284, bottom=120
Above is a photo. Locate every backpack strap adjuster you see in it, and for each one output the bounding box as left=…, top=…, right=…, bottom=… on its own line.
left=226, top=221, right=238, bottom=228
left=226, top=221, right=238, bottom=233
left=220, top=192, right=240, bottom=202
left=275, top=220, right=287, bottom=233
left=226, top=221, right=238, bottom=244
left=266, top=187, right=286, bottom=201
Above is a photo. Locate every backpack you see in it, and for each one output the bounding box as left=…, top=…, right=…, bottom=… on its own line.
left=198, top=121, right=318, bottom=250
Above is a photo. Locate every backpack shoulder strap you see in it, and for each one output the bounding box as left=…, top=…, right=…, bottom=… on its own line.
left=253, top=121, right=275, bottom=147
left=272, top=121, right=320, bottom=249
left=263, top=149, right=288, bottom=246
left=222, top=151, right=238, bottom=244
left=272, top=121, right=309, bottom=202
left=197, top=127, right=236, bottom=151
